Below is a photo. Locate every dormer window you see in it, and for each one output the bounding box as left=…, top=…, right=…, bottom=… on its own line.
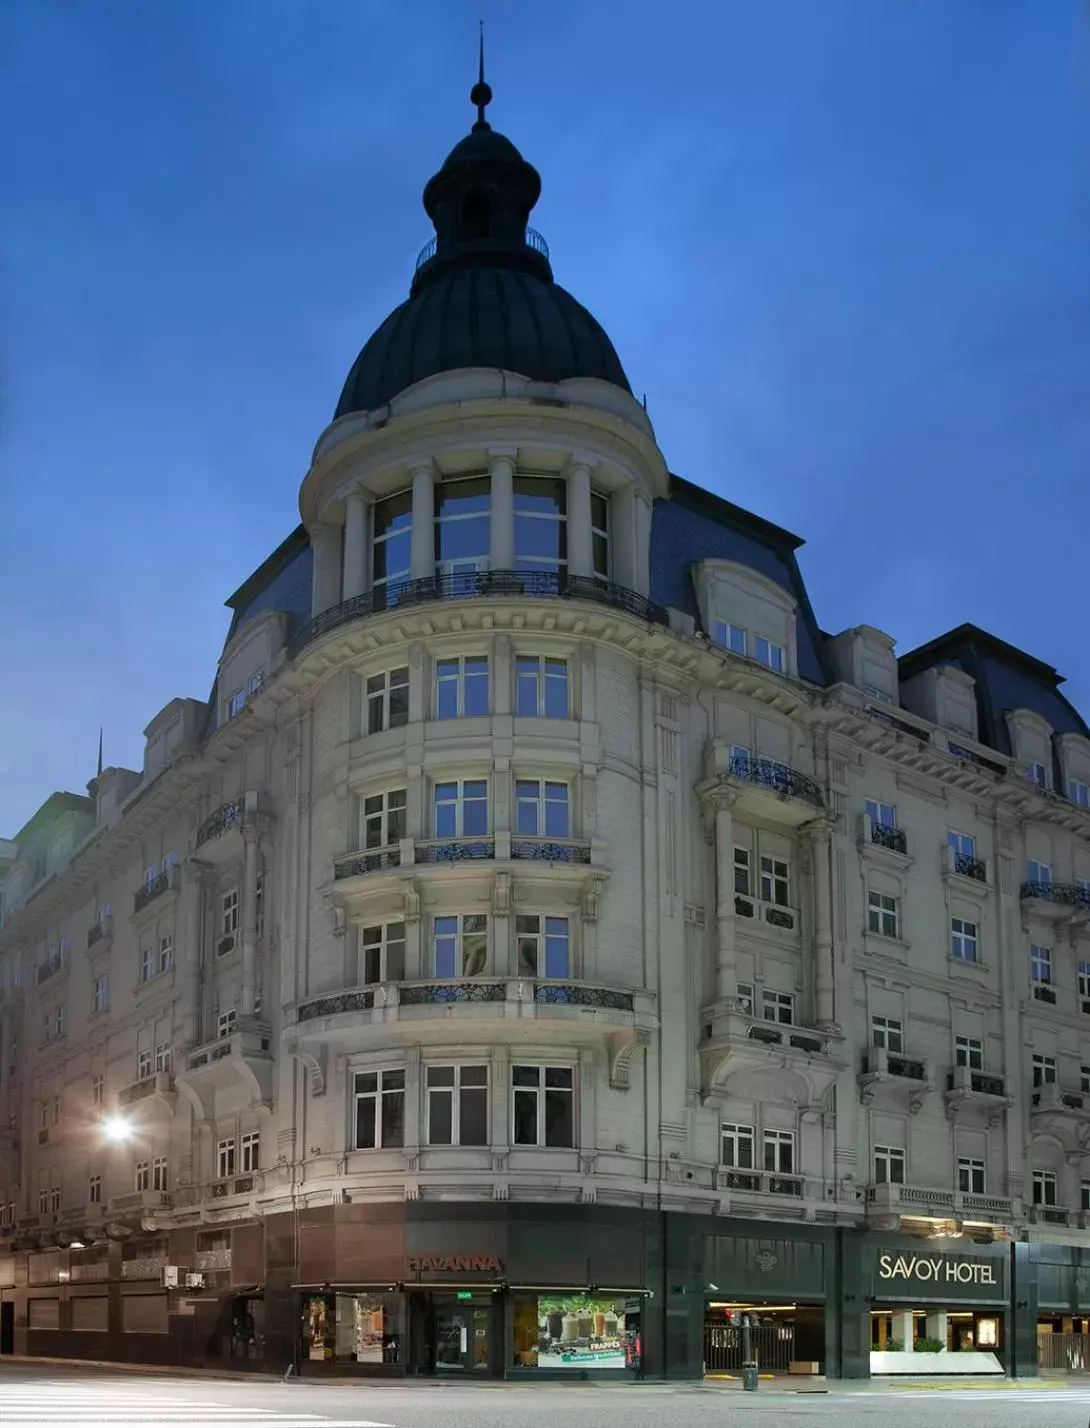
left=695, top=560, right=797, bottom=679
left=754, top=637, right=785, bottom=673
left=1070, top=779, right=1090, bottom=809
left=714, top=622, right=747, bottom=656
left=225, top=670, right=265, bottom=722
left=1026, top=762, right=1048, bottom=788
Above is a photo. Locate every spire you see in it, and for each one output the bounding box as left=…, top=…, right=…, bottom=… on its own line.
left=470, top=21, right=492, bottom=131
left=96, top=727, right=103, bottom=780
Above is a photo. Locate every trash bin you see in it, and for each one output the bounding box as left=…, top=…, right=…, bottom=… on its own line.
left=742, top=1361, right=759, bottom=1392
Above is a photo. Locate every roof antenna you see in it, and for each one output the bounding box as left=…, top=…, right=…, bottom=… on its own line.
left=471, top=20, right=492, bottom=131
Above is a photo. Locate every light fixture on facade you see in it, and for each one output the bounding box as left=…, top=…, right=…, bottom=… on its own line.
left=100, top=1114, right=134, bottom=1144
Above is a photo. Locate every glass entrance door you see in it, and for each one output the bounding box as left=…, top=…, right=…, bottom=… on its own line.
left=432, top=1298, right=489, bottom=1371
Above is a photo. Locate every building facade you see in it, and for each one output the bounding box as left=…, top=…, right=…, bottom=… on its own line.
left=2, top=84, right=1090, bottom=1381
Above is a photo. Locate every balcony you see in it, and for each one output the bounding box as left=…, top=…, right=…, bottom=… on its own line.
left=86, top=916, right=114, bottom=955
left=109, top=1189, right=172, bottom=1217
left=206, top=1170, right=265, bottom=1201
left=195, top=797, right=243, bottom=850
left=117, top=1070, right=176, bottom=1111
left=732, top=893, right=800, bottom=934
left=698, top=1005, right=842, bottom=1103
left=699, top=748, right=824, bottom=829
left=943, top=844, right=989, bottom=889
left=1021, top=881, right=1090, bottom=922
left=858, top=813, right=909, bottom=862
left=334, top=845, right=403, bottom=880
left=1029, top=1204, right=1071, bottom=1228
left=289, top=569, right=668, bottom=659
left=944, top=1066, right=1009, bottom=1122
left=35, top=949, right=66, bottom=987
left=1030, top=1082, right=1090, bottom=1131
left=866, top=1181, right=1016, bottom=1228
left=858, top=1046, right=931, bottom=1113
left=176, top=1020, right=273, bottom=1118
left=714, top=1168, right=810, bottom=1202
left=193, top=791, right=268, bottom=866
left=133, top=865, right=180, bottom=918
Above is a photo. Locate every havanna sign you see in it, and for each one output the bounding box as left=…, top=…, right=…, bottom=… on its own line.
left=872, top=1248, right=1006, bottom=1300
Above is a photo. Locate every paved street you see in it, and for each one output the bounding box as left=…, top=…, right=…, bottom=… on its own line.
left=2, top=1367, right=1090, bottom=1428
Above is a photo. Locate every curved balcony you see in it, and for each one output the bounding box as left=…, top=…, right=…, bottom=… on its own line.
left=414, top=226, right=549, bottom=274
left=700, top=747, right=824, bottom=829
left=175, top=1020, right=274, bottom=1119
left=195, top=797, right=243, bottom=850
left=289, top=569, right=668, bottom=659
left=1020, top=880, right=1090, bottom=922
left=699, top=1004, right=843, bottom=1103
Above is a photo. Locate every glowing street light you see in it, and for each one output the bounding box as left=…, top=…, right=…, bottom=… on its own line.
left=100, top=1114, right=134, bottom=1144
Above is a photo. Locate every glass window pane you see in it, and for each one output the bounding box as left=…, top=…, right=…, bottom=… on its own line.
left=429, top=1091, right=453, bottom=1145
left=513, top=1089, right=537, bottom=1144
left=544, top=1088, right=573, bottom=1147
left=427, top=1066, right=455, bottom=1087
left=545, top=1067, right=573, bottom=1089
left=512, top=1065, right=539, bottom=1087
left=462, top=1065, right=488, bottom=1086
left=356, top=1097, right=376, bottom=1149
left=382, top=1091, right=404, bottom=1148
left=460, top=1086, right=488, bottom=1146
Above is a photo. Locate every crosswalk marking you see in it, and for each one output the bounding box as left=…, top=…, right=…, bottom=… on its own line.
left=865, top=1388, right=1090, bottom=1402
left=0, top=1381, right=394, bottom=1428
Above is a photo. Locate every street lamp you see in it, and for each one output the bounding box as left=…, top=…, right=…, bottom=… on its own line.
left=100, top=1114, right=133, bottom=1144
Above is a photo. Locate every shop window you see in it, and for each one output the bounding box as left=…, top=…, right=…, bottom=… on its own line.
left=872, top=1016, right=903, bottom=1053
left=874, top=1145, right=905, bottom=1185
left=1032, top=1054, right=1057, bottom=1086
left=365, top=667, right=409, bottom=734
left=362, top=788, right=407, bottom=849
left=512, top=1292, right=632, bottom=1371
left=867, top=890, right=900, bottom=939
left=434, top=780, right=488, bottom=838
left=950, top=917, right=978, bottom=963
left=322, top=1292, right=403, bottom=1364
left=957, top=1157, right=985, bottom=1194
left=359, top=922, right=406, bottom=985
left=426, top=1065, right=488, bottom=1146
left=762, top=1129, right=794, bottom=1173
left=720, top=1122, right=754, bottom=1169
left=515, top=656, right=568, bottom=718
left=955, top=1035, right=983, bottom=1070
left=433, top=914, right=487, bottom=979
left=512, top=1065, right=574, bottom=1147
left=514, top=780, right=569, bottom=838
left=760, top=856, right=790, bottom=907
left=1032, top=1169, right=1057, bottom=1206
left=761, top=989, right=794, bottom=1026
left=354, top=1070, right=405, bottom=1150
left=516, top=916, right=570, bottom=979
left=435, top=656, right=490, bottom=719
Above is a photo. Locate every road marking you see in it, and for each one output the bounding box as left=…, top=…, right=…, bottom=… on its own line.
left=0, top=1383, right=394, bottom=1427
left=861, top=1388, right=1090, bottom=1402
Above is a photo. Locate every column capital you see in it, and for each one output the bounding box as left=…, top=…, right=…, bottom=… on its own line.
left=801, top=815, right=835, bottom=845
left=486, top=444, right=519, bottom=464
left=563, top=451, right=599, bottom=477
left=407, top=455, right=437, bottom=480
left=183, top=859, right=209, bottom=887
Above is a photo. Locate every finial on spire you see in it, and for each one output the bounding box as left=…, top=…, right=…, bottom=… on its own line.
left=470, top=20, right=492, bottom=130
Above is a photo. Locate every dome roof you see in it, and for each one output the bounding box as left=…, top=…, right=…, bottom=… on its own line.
left=335, top=265, right=630, bottom=419
left=333, top=63, right=630, bottom=420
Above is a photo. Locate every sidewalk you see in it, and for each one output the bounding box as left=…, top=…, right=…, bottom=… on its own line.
left=702, top=1373, right=1076, bottom=1394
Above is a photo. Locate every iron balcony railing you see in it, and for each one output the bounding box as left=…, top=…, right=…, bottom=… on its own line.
left=134, top=872, right=170, bottom=914
left=289, top=569, right=668, bottom=658
left=414, top=226, right=549, bottom=274
left=726, top=753, right=823, bottom=810
left=871, top=822, right=907, bottom=855
left=196, top=798, right=244, bottom=849
left=334, top=846, right=401, bottom=880
left=953, top=852, right=987, bottom=882
left=1021, top=880, right=1090, bottom=910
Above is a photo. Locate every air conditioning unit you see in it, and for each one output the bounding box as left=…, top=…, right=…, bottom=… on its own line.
left=162, top=1265, right=186, bottom=1288
left=184, top=1272, right=205, bottom=1290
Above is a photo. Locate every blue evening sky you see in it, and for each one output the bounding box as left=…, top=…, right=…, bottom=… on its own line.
left=2, top=1, right=1088, bottom=832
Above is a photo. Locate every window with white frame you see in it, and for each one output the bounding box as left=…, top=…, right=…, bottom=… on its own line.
left=1070, top=778, right=1090, bottom=809
left=762, top=1128, right=795, bottom=1173
left=220, top=888, right=239, bottom=943
left=713, top=621, right=747, bottom=656
left=1080, top=962, right=1090, bottom=1001
left=51, top=1094, right=60, bottom=1126
left=1083, top=1182, right=1090, bottom=1212
left=434, top=477, right=491, bottom=581
left=158, top=934, right=173, bottom=974
left=958, top=1157, right=985, bottom=1194
left=1081, top=1065, right=1090, bottom=1094
left=435, top=656, right=489, bottom=719
left=948, top=830, right=976, bottom=860
left=951, top=917, right=978, bottom=963
left=134, top=1160, right=150, bottom=1192
left=865, top=799, right=897, bottom=829
left=155, top=1042, right=171, bottom=1073
left=433, top=914, right=487, bottom=979
left=872, top=1015, right=904, bottom=1053
left=152, top=1156, right=168, bottom=1191
left=362, top=788, right=407, bottom=849
left=514, top=477, right=566, bottom=576
left=515, top=655, right=568, bottom=718
left=88, top=1175, right=101, bottom=1204
left=867, top=890, right=900, bottom=939
left=1026, top=762, right=1049, bottom=788
left=955, top=1035, right=983, bottom=1070
left=353, top=1070, right=405, bottom=1149
left=516, top=915, right=570, bottom=979
left=874, top=1145, right=906, bottom=1185
left=511, top=1065, right=574, bottom=1147
left=370, top=490, right=412, bottom=599
left=590, top=493, right=610, bottom=580
left=92, top=973, right=109, bottom=1014
left=217, top=1138, right=236, bottom=1178
left=754, top=636, right=785, bottom=673
left=91, top=1074, right=104, bottom=1108
left=735, top=981, right=754, bottom=1014
left=48, top=1185, right=60, bottom=1214
left=365, top=667, right=409, bottom=735
left=762, top=989, right=794, bottom=1026
left=217, top=1009, right=237, bottom=1040
left=733, top=847, right=751, bottom=895
left=1030, top=943, right=1052, bottom=985
left=720, top=1122, right=754, bottom=1168
left=1033, top=1169, right=1057, bottom=1206
left=1032, top=1054, right=1057, bottom=1086
left=359, top=922, right=406, bottom=984
left=240, top=1131, right=260, bottom=1172
left=139, top=945, right=155, bottom=983
left=226, top=686, right=247, bottom=720
left=137, top=1049, right=152, bottom=1080
left=433, top=780, right=488, bottom=838
left=255, top=872, right=264, bottom=938
left=514, top=780, right=569, bottom=839
left=427, top=1064, right=488, bottom=1146
left=1027, top=858, right=1052, bottom=887
left=37, top=1188, right=48, bottom=1215
left=760, top=855, right=790, bottom=907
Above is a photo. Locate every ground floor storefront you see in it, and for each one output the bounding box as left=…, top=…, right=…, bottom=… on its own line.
left=0, top=1207, right=1084, bottom=1379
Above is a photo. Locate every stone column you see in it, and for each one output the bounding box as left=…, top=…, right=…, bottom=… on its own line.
left=809, top=821, right=836, bottom=1027
left=342, top=490, right=368, bottom=601
left=310, top=522, right=343, bottom=615
left=240, top=822, right=260, bottom=1018
left=925, top=1309, right=948, bottom=1348
left=409, top=463, right=435, bottom=580
left=632, top=488, right=652, bottom=596
left=892, top=1308, right=914, bottom=1352
left=611, top=484, right=637, bottom=589
left=179, top=862, right=206, bottom=1048
left=713, top=794, right=738, bottom=1003
left=565, top=459, right=594, bottom=578
left=488, top=448, right=516, bottom=571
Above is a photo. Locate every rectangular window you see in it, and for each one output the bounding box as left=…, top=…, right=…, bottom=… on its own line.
left=762, top=1129, right=794, bottom=1173
left=514, top=779, right=570, bottom=838
left=371, top=490, right=412, bottom=598
left=158, top=935, right=173, bottom=974
left=1028, top=858, right=1052, bottom=887
left=1080, top=962, right=1090, bottom=1001
left=1026, top=762, right=1049, bottom=788
left=92, top=974, right=109, bottom=1014
left=515, top=655, right=568, bottom=719
left=353, top=1070, right=405, bottom=1150
left=434, top=476, right=491, bottom=583
left=134, top=1160, right=150, bottom=1192
left=88, top=1175, right=101, bottom=1204
left=754, top=636, right=785, bottom=673
left=512, top=1065, right=574, bottom=1147
left=736, top=982, right=754, bottom=1015
left=240, top=1132, right=260, bottom=1173
left=872, top=1015, right=904, bottom=1053
left=362, top=787, right=407, bottom=848
left=948, top=830, right=976, bottom=859
left=49, top=1185, right=60, bottom=1214
left=152, top=1156, right=168, bottom=1192
left=1081, top=1065, right=1090, bottom=1095
left=867, top=890, right=899, bottom=939
left=37, top=1189, right=48, bottom=1215
left=154, top=1043, right=172, bottom=1074
left=54, top=1005, right=65, bottom=1039
left=137, top=1049, right=152, bottom=1080
left=91, top=1074, right=104, bottom=1108
left=366, top=667, right=409, bottom=735
left=865, top=799, right=897, bottom=829
left=433, top=779, right=488, bottom=838
left=1033, top=1169, right=1057, bottom=1206
left=435, top=656, right=489, bottom=719
left=1070, top=778, right=1090, bottom=809
left=720, top=1122, right=754, bottom=1168
left=514, top=477, right=567, bottom=575
left=1083, top=1182, right=1090, bottom=1212
left=874, top=1145, right=906, bottom=1185
left=1032, top=1054, right=1057, bottom=1086
left=515, top=915, right=571, bottom=979
left=958, top=1157, right=985, bottom=1194
left=760, top=855, right=789, bottom=907
left=217, top=1009, right=237, bottom=1039
left=227, top=687, right=246, bottom=719
left=762, top=989, right=794, bottom=1026
left=221, top=888, right=239, bottom=938
left=217, top=1139, right=236, bottom=1178
left=955, top=1035, right=983, bottom=1070
left=951, top=917, right=978, bottom=963
left=139, top=946, right=155, bottom=983
left=359, top=922, right=406, bottom=984
left=1031, top=943, right=1052, bottom=985
left=713, top=622, right=747, bottom=656
left=590, top=493, right=610, bottom=580
left=733, top=847, right=751, bottom=896
left=433, top=914, right=487, bottom=978
left=426, top=1064, right=489, bottom=1146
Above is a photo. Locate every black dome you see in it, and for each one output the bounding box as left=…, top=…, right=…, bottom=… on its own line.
left=334, top=76, right=630, bottom=420
left=335, top=265, right=630, bottom=418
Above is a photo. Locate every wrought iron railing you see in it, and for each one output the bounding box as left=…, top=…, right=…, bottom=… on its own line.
left=297, top=989, right=375, bottom=1022
left=533, top=983, right=633, bottom=1011
left=35, top=953, right=64, bottom=987
left=400, top=981, right=506, bottom=1006
left=947, top=1069, right=1005, bottom=1098
left=134, top=872, right=169, bottom=914
left=196, top=798, right=244, bottom=849
left=768, top=1174, right=804, bottom=1197
left=871, top=822, right=907, bottom=854
left=727, top=754, right=823, bottom=809
left=1021, top=880, right=1090, bottom=909
left=511, top=838, right=592, bottom=864
left=414, top=226, right=549, bottom=274
left=334, top=847, right=401, bottom=879
left=719, top=1170, right=762, bottom=1192
left=415, top=838, right=495, bottom=864
left=87, top=922, right=104, bottom=948
left=887, top=1054, right=927, bottom=1082
left=289, top=569, right=668, bottom=657
left=954, top=852, right=987, bottom=882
